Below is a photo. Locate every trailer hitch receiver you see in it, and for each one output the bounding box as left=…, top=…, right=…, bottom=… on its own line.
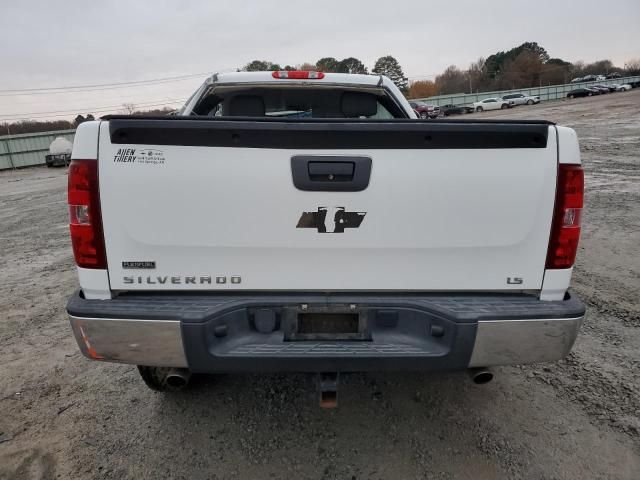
left=318, top=372, right=339, bottom=408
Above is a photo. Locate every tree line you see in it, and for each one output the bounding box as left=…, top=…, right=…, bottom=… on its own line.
left=410, top=43, right=640, bottom=98
left=241, top=46, right=639, bottom=100
left=3, top=45, right=638, bottom=136
left=241, top=55, right=409, bottom=93
left=0, top=107, right=174, bottom=137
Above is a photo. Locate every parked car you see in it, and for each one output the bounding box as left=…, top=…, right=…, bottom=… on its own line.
left=590, top=86, right=610, bottom=94
left=440, top=104, right=467, bottom=116
left=593, top=84, right=617, bottom=93
left=617, top=84, right=633, bottom=91
left=502, top=93, right=540, bottom=105
left=605, top=72, right=622, bottom=79
left=473, top=97, right=510, bottom=112
left=570, top=77, right=584, bottom=83
left=567, top=88, right=597, bottom=98
left=65, top=71, right=585, bottom=400
left=409, top=101, right=440, bottom=119
left=581, top=75, right=598, bottom=82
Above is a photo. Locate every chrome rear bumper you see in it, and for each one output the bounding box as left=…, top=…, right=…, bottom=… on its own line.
left=69, top=316, right=188, bottom=367
left=68, top=292, right=584, bottom=371
left=469, top=317, right=583, bottom=367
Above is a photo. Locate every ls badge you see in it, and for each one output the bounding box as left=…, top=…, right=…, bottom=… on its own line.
left=297, top=207, right=366, bottom=233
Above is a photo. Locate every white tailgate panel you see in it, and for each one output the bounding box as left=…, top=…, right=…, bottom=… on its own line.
left=99, top=125, right=558, bottom=291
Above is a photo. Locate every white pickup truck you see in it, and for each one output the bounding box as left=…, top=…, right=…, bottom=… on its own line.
left=66, top=71, right=585, bottom=402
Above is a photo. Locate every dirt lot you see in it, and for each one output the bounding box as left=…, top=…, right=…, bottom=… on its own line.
left=1, top=90, right=639, bottom=479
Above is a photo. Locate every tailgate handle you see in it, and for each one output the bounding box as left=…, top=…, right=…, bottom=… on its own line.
left=291, top=156, right=372, bottom=192
left=308, top=162, right=354, bottom=180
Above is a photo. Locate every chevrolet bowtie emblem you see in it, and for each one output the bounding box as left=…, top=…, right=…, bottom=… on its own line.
left=296, top=207, right=366, bottom=233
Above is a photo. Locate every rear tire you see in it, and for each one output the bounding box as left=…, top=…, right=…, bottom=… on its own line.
left=568, top=95, right=574, bottom=99
left=501, top=104, right=508, bottom=109
left=476, top=106, right=483, bottom=112
left=137, top=366, right=190, bottom=392
left=587, top=92, right=592, bottom=96
left=526, top=99, right=533, bottom=105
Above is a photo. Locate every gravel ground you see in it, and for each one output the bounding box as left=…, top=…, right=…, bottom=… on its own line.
left=1, top=90, right=639, bottom=479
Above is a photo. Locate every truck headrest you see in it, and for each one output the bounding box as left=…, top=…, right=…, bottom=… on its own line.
left=341, top=92, right=378, bottom=118
left=227, top=95, right=266, bottom=117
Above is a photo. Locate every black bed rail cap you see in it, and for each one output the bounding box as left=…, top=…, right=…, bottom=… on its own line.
left=107, top=117, right=552, bottom=149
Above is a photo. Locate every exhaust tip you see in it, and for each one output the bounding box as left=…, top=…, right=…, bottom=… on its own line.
left=166, top=375, right=188, bottom=389
left=165, top=368, right=191, bottom=390
left=468, top=368, right=493, bottom=385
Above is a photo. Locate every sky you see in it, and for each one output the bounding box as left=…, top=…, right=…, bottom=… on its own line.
left=1, top=0, right=639, bottom=122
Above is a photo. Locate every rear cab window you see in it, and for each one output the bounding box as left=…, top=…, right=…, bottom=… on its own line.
left=189, top=84, right=408, bottom=119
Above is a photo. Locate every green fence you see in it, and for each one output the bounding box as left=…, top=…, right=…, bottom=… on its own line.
left=414, top=75, right=640, bottom=107
left=0, top=129, right=76, bottom=170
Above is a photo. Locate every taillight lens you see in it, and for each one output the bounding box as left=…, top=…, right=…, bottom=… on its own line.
left=546, top=164, right=584, bottom=269
left=68, top=160, right=106, bottom=269
left=272, top=71, right=325, bottom=79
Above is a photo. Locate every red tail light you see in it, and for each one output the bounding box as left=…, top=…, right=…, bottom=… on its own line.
left=272, top=71, right=325, bottom=79
left=546, top=164, right=584, bottom=269
left=68, top=160, right=106, bottom=269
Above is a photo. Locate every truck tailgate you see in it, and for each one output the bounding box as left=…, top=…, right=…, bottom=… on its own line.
left=98, top=119, right=557, bottom=292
